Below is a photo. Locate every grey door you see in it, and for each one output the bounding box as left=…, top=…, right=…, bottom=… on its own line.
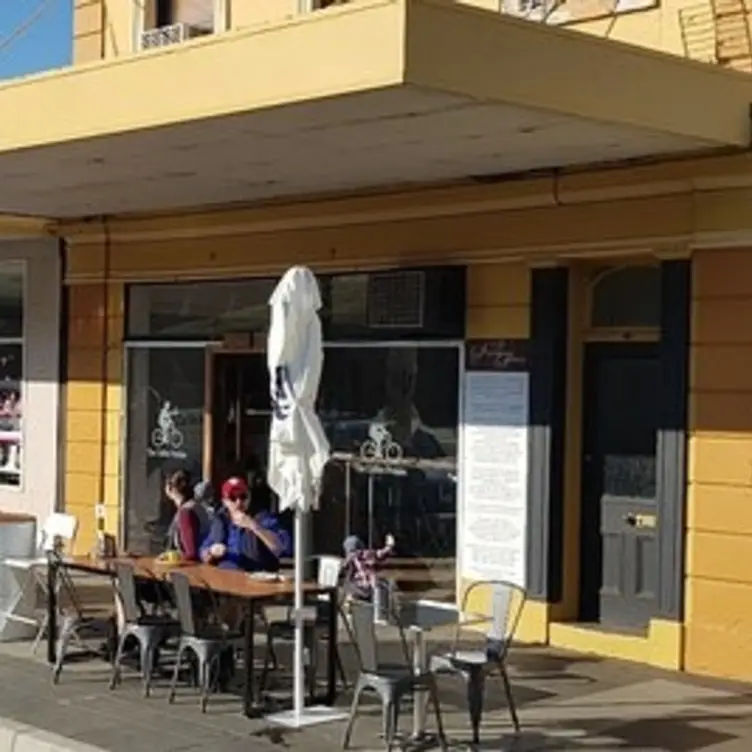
left=580, top=343, right=659, bottom=630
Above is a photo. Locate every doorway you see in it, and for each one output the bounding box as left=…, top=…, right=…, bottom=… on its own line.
left=579, top=342, right=659, bottom=631
left=209, top=352, right=271, bottom=490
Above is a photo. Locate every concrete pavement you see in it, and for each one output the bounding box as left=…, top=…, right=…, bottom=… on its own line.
left=0, top=638, right=751, bottom=751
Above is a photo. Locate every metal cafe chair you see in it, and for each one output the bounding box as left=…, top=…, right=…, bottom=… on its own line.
left=167, top=571, right=243, bottom=713
left=428, top=579, right=526, bottom=745
left=343, top=599, right=447, bottom=752
left=109, top=562, right=181, bottom=697
left=2, top=513, right=79, bottom=654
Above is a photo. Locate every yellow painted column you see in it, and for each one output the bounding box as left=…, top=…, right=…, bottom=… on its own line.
left=64, top=277, right=124, bottom=555
left=685, top=247, right=752, bottom=681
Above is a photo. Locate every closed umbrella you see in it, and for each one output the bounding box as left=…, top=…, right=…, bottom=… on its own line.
left=265, top=266, right=346, bottom=728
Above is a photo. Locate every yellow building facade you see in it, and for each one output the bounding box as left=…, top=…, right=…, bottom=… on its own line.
left=1, top=0, right=752, bottom=685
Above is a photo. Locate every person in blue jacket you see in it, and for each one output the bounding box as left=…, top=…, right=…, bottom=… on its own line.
left=200, top=476, right=292, bottom=572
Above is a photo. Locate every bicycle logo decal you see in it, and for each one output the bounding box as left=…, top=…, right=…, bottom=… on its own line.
left=147, top=400, right=186, bottom=459
left=359, top=423, right=403, bottom=463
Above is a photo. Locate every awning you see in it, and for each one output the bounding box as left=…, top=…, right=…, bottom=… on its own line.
left=0, top=0, right=749, bottom=219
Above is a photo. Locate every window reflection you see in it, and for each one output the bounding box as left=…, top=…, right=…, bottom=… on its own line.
left=125, top=347, right=206, bottom=552
left=318, top=346, right=459, bottom=559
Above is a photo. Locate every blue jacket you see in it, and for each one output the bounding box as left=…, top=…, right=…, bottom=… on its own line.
left=200, top=509, right=291, bottom=573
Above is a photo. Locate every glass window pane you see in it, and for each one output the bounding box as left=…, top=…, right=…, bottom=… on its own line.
left=316, top=346, right=459, bottom=559
left=127, top=278, right=276, bottom=338
left=124, top=347, right=206, bottom=552
left=590, top=266, right=661, bottom=328
left=0, top=344, right=22, bottom=487
left=0, top=266, right=23, bottom=339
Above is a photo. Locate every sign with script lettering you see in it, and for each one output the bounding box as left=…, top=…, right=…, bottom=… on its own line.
left=461, top=339, right=530, bottom=588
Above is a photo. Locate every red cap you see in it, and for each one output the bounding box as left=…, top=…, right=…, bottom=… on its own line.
left=221, top=477, right=249, bottom=500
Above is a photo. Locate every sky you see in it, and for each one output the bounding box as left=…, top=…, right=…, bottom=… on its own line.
left=0, top=0, right=71, bottom=81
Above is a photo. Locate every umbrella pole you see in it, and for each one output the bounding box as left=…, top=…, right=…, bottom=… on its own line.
left=293, top=505, right=305, bottom=724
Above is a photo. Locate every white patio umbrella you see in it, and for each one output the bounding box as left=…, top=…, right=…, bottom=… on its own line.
left=265, top=266, right=346, bottom=728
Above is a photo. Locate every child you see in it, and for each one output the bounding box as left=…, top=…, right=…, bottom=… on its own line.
left=341, top=533, right=396, bottom=602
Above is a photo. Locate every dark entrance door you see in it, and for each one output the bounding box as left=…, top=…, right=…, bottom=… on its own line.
left=580, top=343, right=659, bottom=630
left=211, top=353, right=271, bottom=490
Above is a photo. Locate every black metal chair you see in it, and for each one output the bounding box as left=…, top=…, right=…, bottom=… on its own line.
left=343, top=599, right=447, bottom=752
left=109, top=563, right=181, bottom=697
left=429, top=579, right=525, bottom=745
left=167, top=571, right=243, bottom=712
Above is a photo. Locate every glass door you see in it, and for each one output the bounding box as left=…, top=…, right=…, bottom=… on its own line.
left=210, top=352, right=272, bottom=493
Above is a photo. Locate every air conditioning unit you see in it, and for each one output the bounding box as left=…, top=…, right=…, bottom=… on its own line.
left=140, top=22, right=211, bottom=50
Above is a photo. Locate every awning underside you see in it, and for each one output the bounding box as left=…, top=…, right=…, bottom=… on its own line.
left=0, top=85, right=725, bottom=218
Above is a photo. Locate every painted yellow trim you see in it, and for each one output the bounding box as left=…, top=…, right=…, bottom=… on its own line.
left=549, top=619, right=683, bottom=671
left=1, top=0, right=750, bottom=160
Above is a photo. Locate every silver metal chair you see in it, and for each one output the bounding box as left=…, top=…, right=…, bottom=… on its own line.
left=429, top=579, right=525, bottom=745
left=167, top=571, right=243, bottom=712
left=109, top=563, right=181, bottom=697
left=343, top=599, right=447, bottom=752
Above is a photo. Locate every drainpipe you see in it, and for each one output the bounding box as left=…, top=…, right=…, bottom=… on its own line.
left=96, top=217, right=112, bottom=545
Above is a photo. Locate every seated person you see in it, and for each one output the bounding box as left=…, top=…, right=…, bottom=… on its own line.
left=200, top=476, right=292, bottom=572
left=164, top=470, right=212, bottom=561
left=341, top=533, right=395, bottom=602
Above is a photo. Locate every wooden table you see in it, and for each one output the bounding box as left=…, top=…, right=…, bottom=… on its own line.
left=46, top=555, right=339, bottom=717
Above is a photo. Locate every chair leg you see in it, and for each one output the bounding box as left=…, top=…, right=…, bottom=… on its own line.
left=260, top=633, right=274, bottom=693
left=167, top=643, right=186, bottom=704
left=51, top=619, right=76, bottom=685
left=200, top=654, right=219, bottom=713
left=500, top=665, right=520, bottom=733
left=31, top=612, right=49, bottom=655
left=335, top=648, right=349, bottom=690
left=342, top=679, right=365, bottom=750
left=383, top=700, right=395, bottom=752
left=428, top=680, right=448, bottom=752
left=109, top=633, right=128, bottom=690
left=142, top=640, right=159, bottom=698
left=467, top=670, right=486, bottom=746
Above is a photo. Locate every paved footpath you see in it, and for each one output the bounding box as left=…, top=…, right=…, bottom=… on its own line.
left=0, top=639, right=751, bottom=752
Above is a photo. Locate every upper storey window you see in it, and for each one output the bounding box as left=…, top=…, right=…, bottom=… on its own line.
left=139, top=0, right=219, bottom=50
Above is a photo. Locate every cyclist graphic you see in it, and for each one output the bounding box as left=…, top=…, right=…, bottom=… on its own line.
left=150, top=401, right=183, bottom=451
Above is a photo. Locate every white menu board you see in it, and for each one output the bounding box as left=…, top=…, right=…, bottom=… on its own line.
left=460, top=340, right=529, bottom=588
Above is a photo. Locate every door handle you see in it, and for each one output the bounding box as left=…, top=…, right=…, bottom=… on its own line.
left=623, top=513, right=657, bottom=530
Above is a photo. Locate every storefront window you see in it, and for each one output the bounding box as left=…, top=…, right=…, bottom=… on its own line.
left=0, top=267, right=24, bottom=488
left=318, top=345, right=460, bottom=559
left=124, top=347, right=206, bottom=552
left=127, top=278, right=276, bottom=338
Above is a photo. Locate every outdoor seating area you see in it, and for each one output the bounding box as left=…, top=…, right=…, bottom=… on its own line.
left=29, top=548, right=525, bottom=750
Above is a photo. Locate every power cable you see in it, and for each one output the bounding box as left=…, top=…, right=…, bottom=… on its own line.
left=0, top=0, right=59, bottom=58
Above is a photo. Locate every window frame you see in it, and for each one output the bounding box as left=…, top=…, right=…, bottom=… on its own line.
left=0, top=261, right=27, bottom=492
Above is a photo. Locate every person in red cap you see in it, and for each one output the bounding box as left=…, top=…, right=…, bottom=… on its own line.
left=200, top=475, right=291, bottom=572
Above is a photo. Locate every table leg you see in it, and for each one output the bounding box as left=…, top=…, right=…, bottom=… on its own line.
left=411, top=627, right=429, bottom=739
left=46, top=556, right=58, bottom=665
left=243, top=599, right=256, bottom=718
left=326, top=587, right=337, bottom=705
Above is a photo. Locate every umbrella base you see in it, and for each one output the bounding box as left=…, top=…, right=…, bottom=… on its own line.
left=265, top=705, right=348, bottom=728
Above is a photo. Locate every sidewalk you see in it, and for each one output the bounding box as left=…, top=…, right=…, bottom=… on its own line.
left=0, top=639, right=751, bottom=752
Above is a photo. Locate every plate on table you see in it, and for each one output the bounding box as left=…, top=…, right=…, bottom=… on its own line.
left=248, top=571, right=284, bottom=582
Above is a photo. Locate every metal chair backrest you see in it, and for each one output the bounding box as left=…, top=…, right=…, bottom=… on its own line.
left=38, top=513, right=78, bottom=554
left=459, top=580, right=526, bottom=653
left=349, top=595, right=411, bottom=674
left=318, top=555, right=342, bottom=588
left=349, top=600, right=379, bottom=673
left=114, top=562, right=143, bottom=624
left=316, top=555, right=342, bottom=603
left=170, top=572, right=197, bottom=636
